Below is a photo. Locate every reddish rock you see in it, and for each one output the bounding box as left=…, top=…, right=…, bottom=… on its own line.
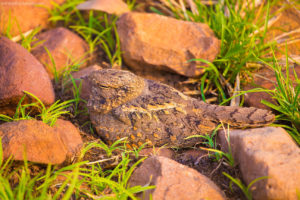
left=218, top=127, right=300, bottom=200
left=117, top=12, right=220, bottom=77
left=0, top=120, right=83, bottom=165
left=244, top=65, right=300, bottom=110
left=0, top=0, right=65, bottom=36
left=53, top=119, right=83, bottom=162
left=265, top=7, right=300, bottom=60
left=129, top=156, right=226, bottom=200
left=70, top=64, right=102, bottom=100
left=31, top=27, right=89, bottom=79
left=0, top=37, right=55, bottom=115
left=139, top=148, right=174, bottom=159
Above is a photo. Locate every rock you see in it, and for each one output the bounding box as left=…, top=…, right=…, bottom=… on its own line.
left=0, top=119, right=83, bottom=165
left=0, top=36, right=55, bottom=115
left=70, top=64, right=102, bottom=101
left=0, top=0, right=65, bottom=36
left=129, top=156, right=226, bottom=200
left=218, top=127, right=300, bottom=200
left=76, top=0, right=130, bottom=16
left=31, top=27, right=89, bottom=79
left=117, top=12, right=220, bottom=77
left=139, top=148, right=174, bottom=159
left=244, top=65, right=300, bottom=110
left=265, top=6, right=300, bottom=61
left=53, top=119, right=84, bottom=161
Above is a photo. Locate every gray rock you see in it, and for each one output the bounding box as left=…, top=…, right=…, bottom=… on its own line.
left=218, top=127, right=300, bottom=200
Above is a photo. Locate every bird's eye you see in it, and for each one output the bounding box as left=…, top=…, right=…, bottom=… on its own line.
left=99, top=85, right=109, bottom=89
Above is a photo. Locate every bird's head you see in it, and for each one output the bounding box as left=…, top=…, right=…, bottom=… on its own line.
left=87, top=69, right=145, bottom=113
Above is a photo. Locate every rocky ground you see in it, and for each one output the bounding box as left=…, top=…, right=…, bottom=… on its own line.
left=0, top=0, right=299, bottom=199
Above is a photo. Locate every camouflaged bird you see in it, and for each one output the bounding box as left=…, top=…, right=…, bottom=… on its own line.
left=87, top=69, right=275, bottom=148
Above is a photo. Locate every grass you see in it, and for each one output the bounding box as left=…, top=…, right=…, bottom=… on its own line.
left=223, top=172, right=268, bottom=200
left=152, top=0, right=278, bottom=103
left=18, top=27, right=43, bottom=52
left=2, top=13, right=43, bottom=52
left=44, top=47, right=60, bottom=84
left=80, top=142, right=153, bottom=199
left=158, top=0, right=300, bottom=144
left=200, top=146, right=235, bottom=167
left=260, top=50, right=300, bottom=144
left=126, top=0, right=137, bottom=10
left=70, top=13, right=122, bottom=67
left=47, top=0, right=85, bottom=26
left=186, top=124, right=222, bottom=149
left=217, top=51, right=300, bottom=145
left=0, top=139, right=154, bottom=199
left=1, top=11, right=14, bottom=39
left=0, top=91, right=73, bottom=127
left=185, top=124, right=228, bottom=162
left=48, top=0, right=122, bottom=67
left=196, top=124, right=235, bottom=167
left=43, top=47, right=87, bottom=86
left=68, top=75, right=88, bottom=117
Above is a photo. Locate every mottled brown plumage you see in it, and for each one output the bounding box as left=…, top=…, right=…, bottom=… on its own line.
left=88, top=69, right=275, bottom=148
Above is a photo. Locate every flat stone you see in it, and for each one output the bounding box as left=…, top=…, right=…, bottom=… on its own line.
left=31, top=27, right=89, bottom=79
left=0, top=36, right=55, bottom=115
left=244, top=65, right=300, bottom=110
left=0, top=0, right=65, bottom=36
left=0, top=119, right=83, bottom=165
left=218, top=127, right=300, bottom=200
left=117, top=12, right=220, bottom=77
left=129, top=156, right=226, bottom=200
left=76, top=0, right=130, bottom=16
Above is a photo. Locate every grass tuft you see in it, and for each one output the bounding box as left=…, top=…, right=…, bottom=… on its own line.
left=49, top=0, right=122, bottom=67
left=259, top=49, right=300, bottom=144
left=223, top=172, right=268, bottom=200
left=0, top=91, right=73, bottom=127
